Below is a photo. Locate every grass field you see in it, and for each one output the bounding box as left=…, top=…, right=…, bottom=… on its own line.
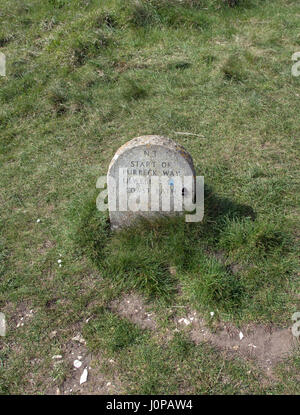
left=0, top=0, right=299, bottom=394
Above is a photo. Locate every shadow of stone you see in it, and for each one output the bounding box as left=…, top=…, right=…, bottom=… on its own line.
left=204, top=184, right=256, bottom=223
left=184, top=183, right=256, bottom=251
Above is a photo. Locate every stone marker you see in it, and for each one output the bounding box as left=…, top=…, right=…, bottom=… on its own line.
left=107, top=135, right=196, bottom=229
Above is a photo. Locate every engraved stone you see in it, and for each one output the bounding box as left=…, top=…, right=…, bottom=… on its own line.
left=107, top=135, right=195, bottom=229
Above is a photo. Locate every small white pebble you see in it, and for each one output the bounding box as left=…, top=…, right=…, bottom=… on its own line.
left=239, top=331, right=244, bottom=340
left=52, top=355, right=62, bottom=360
left=77, top=356, right=82, bottom=360
left=57, top=259, right=62, bottom=264
left=59, top=264, right=62, bottom=268
left=107, top=382, right=111, bottom=386
left=210, top=311, right=215, bottom=317
left=36, top=219, right=41, bottom=223
left=178, top=318, right=191, bottom=326
left=73, top=360, right=82, bottom=369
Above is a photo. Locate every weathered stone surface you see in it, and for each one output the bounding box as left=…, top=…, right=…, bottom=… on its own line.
left=107, top=135, right=195, bottom=229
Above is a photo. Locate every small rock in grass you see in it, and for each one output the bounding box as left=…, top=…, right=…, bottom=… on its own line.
left=74, top=360, right=82, bottom=369
left=169, top=266, right=177, bottom=275
left=178, top=318, right=191, bottom=326
left=72, top=334, right=86, bottom=344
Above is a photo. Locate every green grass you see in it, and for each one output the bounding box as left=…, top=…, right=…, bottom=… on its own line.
left=0, top=0, right=299, bottom=394
left=84, top=308, right=145, bottom=353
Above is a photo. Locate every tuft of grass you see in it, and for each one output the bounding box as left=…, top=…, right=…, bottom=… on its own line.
left=94, top=11, right=118, bottom=29
left=218, top=217, right=290, bottom=260
left=47, top=81, right=69, bottom=115
left=180, top=254, right=245, bottom=314
left=122, top=78, right=149, bottom=101
left=130, top=1, right=160, bottom=27
left=84, top=308, right=145, bottom=353
left=222, top=54, right=248, bottom=82
left=71, top=34, right=112, bottom=67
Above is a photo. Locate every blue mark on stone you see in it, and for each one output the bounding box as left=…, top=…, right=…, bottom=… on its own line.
left=169, top=178, right=174, bottom=186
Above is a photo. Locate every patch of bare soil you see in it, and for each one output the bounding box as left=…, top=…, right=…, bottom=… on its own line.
left=2, top=301, right=35, bottom=330
left=109, top=292, right=157, bottom=330
left=46, top=325, right=124, bottom=395
left=59, top=341, right=123, bottom=395
left=176, top=311, right=297, bottom=376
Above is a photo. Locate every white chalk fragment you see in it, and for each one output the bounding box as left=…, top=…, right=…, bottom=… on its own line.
left=239, top=331, right=244, bottom=340
left=80, top=367, right=88, bottom=385
left=72, top=334, right=86, bottom=344
left=178, top=318, right=191, bottom=326
left=248, top=343, right=257, bottom=348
